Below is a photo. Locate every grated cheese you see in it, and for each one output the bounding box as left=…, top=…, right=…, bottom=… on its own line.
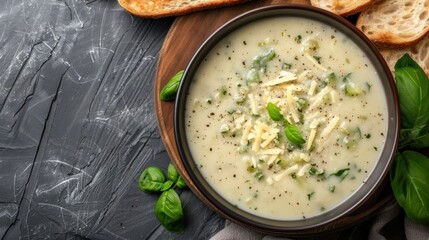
left=252, top=124, right=264, bottom=152
left=273, top=164, right=299, bottom=181
left=320, top=116, right=340, bottom=138
left=262, top=71, right=297, bottom=86
left=266, top=177, right=274, bottom=185
left=261, top=133, right=278, bottom=148
left=330, top=90, right=338, bottom=103
left=297, top=164, right=311, bottom=177
left=308, top=87, right=332, bottom=112
left=306, top=128, right=317, bottom=150
left=267, top=155, right=278, bottom=165
left=304, top=53, right=328, bottom=72
left=241, top=122, right=252, bottom=145
left=258, top=148, right=284, bottom=155
left=248, top=93, right=259, bottom=115
left=308, top=80, right=317, bottom=95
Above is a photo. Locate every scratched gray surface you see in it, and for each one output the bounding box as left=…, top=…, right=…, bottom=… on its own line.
left=0, top=0, right=224, bottom=239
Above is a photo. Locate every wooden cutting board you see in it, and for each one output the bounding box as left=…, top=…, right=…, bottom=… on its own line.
left=154, top=0, right=395, bottom=236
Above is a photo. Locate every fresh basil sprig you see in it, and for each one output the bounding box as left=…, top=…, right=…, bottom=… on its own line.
left=266, top=102, right=306, bottom=145
left=160, top=70, right=184, bottom=101
left=390, top=151, right=429, bottom=225
left=155, top=189, right=185, bottom=232
left=138, top=167, right=166, bottom=192
left=395, top=54, right=429, bottom=149
left=390, top=54, right=429, bottom=225
left=138, top=163, right=187, bottom=232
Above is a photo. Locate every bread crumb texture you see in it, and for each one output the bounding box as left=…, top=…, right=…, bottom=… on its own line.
left=310, top=0, right=373, bottom=16
left=380, top=33, right=429, bottom=76
left=357, top=0, right=429, bottom=47
left=118, top=0, right=249, bottom=18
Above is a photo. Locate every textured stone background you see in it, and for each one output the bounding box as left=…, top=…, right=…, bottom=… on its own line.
left=0, top=0, right=224, bottom=239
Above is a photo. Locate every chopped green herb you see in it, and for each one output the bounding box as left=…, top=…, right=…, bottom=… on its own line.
left=304, top=39, right=319, bottom=53
left=313, top=55, right=321, bottom=64
left=343, top=73, right=364, bottom=96
left=246, top=68, right=260, bottom=83
left=282, top=62, right=292, bottom=69
left=366, top=82, right=372, bottom=92
left=309, top=167, right=317, bottom=175
left=222, top=88, right=227, bottom=95
left=238, top=145, right=248, bottom=154
left=251, top=48, right=277, bottom=74
left=342, top=73, right=352, bottom=82
left=329, top=185, right=336, bottom=192
left=296, top=98, right=309, bottom=111
left=253, top=169, right=264, bottom=180
left=227, top=109, right=236, bottom=115
left=330, top=168, right=350, bottom=181
left=295, top=35, right=302, bottom=43
left=307, top=192, right=315, bottom=200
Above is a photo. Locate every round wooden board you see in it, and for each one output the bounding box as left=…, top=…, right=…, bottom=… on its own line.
left=154, top=0, right=396, bottom=236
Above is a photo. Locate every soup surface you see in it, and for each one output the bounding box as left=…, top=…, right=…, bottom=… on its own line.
left=185, top=16, right=387, bottom=220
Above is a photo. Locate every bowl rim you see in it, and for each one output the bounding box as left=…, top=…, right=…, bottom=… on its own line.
left=174, top=3, right=400, bottom=235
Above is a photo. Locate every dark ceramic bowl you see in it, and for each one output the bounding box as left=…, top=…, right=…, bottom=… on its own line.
left=174, top=4, right=399, bottom=236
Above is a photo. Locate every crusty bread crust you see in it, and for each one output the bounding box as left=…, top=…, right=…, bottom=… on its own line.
left=310, top=0, right=373, bottom=16
left=356, top=0, right=429, bottom=47
left=118, top=0, right=251, bottom=18
left=380, top=33, right=429, bottom=76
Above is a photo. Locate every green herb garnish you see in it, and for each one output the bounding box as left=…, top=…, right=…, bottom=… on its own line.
left=285, top=124, right=306, bottom=145
left=138, top=163, right=187, bottom=232
left=330, top=168, right=350, bottom=181
left=390, top=54, right=429, bottom=225
left=138, top=167, right=166, bottom=192
left=266, top=102, right=306, bottom=145
left=307, top=192, right=315, bottom=200
left=266, top=102, right=284, bottom=121
left=391, top=151, right=429, bottom=225
left=159, top=70, right=184, bottom=101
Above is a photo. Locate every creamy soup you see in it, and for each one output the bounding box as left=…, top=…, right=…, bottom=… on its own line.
left=185, top=17, right=387, bottom=220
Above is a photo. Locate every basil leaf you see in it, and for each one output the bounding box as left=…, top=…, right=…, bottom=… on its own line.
left=400, top=126, right=428, bottom=149
left=155, top=189, right=185, bottom=232
left=161, top=180, right=175, bottom=191
left=395, top=54, right=429, bottom=143
left=266, top=102, right=284, bottom=121
left=412, top=132, right=429, bottom=148
left=160, top=70, right=184, bottom=101
left=138, top=167, right=166, bottom=193
left=330, top=168, right=350, bottom=181
left=167, top=163, right=179, bottom=182
left=176, top=176, right=187, bottom=189
left=285, top=124, right=306, bottom=145
left=390, top=151, right=429, bottom=224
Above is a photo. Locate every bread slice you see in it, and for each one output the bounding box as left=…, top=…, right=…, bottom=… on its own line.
left=118, top=0, right=250, bottom=18
left=310, top=0, right=373, bottom=16
left=380, top=33, right=429, bottom=76
left=356, top=0, right=429, bottom=47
